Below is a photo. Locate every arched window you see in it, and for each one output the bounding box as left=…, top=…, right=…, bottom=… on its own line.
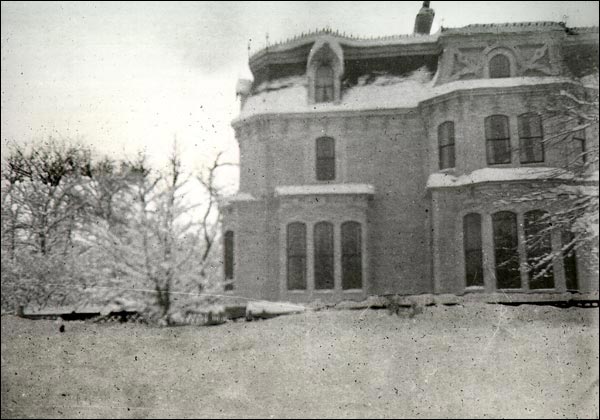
left=316, top=137, right=335, bottom=181
left=287, top=222, right=307, bottom=290
left=489, top=54, right=511, bottom=78
left=315, top=64, right=334, bottom=103
left=561, top=230, right=578, bottom=290
left=224, top=231, right=234, bottom=291
left=314, top=222, right=334, bottom=289
left=438, top=121, right=456, bottom=170
left=518, top=113, right=544, bottom=163
left=342, top=222, right=362, bottom=290
left=485, top=115, right=511, bottom=164
left=524, top=210, right=554, bottom=289
left=492, top=211, right=521, bottom=289
left=463, top=213, right=483, bottom=287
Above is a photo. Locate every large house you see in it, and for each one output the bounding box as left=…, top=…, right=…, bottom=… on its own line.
left=221, top=2, right=599, bottom=303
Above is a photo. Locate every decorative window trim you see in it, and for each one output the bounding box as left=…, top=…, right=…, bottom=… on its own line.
left=306, top=38, right=344, bottom=104
left=483, top=46, right=517, bottom=79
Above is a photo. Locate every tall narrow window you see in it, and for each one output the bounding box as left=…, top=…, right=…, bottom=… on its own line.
left=342, top=222, right=362, bottom=290
left=524, top=210, right=554, bottom=289
left=489, top=54, right=511, bottom=78
left=224, top=231, right=234, bottom=291
left=518, top=113, right=544, bottom=163
left=314, top=222, right=334, bottom=289
left=562, top=230, right=578, bottom=291
left=485, top=115, right=511, bottom=165
left=463, top=213, right=483, bottom=287
left=492, top=211, right=521, bottom=289
left=315, top=64, right=334, bottom=103
left=438, top=121, right=456, bottom=170
left=287, top=223, right=307, bottom=290
left=568, top=129, right=587, bottom=166
left=316, top=137, right=335, bottom=181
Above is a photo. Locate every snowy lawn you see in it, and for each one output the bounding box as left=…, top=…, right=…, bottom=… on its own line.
left=1, top=304, right=598, bottom=418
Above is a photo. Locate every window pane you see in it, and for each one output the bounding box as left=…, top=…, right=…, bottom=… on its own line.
left=486, top=115, right=510, bottom=140
left=520, top=137, right=544, bottom=163
left=316, top=65, right=334, bottom=103
left=492, top=211, right=521, bottom=289
left=224, top=231, right=234, bottom=283
left=439, top=145, right=456, bottom=170
left=485, top=115, right=511, bottom=164
left=519, top=114, right=544, bottom=163
left=489, top=54, right=511, bottom=78
left=287, top=223, right=306, bottom=290
left=316, top=137, right=335, bottom=181
left=487, top=139, right=511, bottom=164
left=562, top=230, right=578, bottom=290
left=438, top=121, right=455, bottom=147
left=463, top=213, right=483, bottom=287
left=524, top=210, right=554, bottom=289
left=568, top=130, right=586, bottom=165
left=438, top=122, right=456, bottom=169
left=314, top=222, right=334, bottom=289
left=518, top=114, right=542, bottom=138
left=342, top=222, right=362, bottom=289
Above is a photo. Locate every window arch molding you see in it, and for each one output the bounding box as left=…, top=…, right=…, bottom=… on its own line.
left=306, top=38, right=344, bottom=103
left=483, top=46, right=517, bottom=79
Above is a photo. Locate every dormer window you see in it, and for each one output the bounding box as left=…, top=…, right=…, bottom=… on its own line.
left=306, top=39, right=344, bottom=103
left=489, top=54, right=511, bottom=78
left=315, top=64, right=334, bottom=103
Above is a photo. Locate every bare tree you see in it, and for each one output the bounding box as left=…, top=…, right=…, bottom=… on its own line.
left=501, top=75, right=599, bottom=285
left=1, top=139, right=95, bottom=309
left=88, top=144, right=233, bottom=324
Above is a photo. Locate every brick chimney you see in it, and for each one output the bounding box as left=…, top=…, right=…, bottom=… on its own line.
left=414, top=1, right=435, bottom=35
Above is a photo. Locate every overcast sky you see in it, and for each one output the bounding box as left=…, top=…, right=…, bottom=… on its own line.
left=1, top=1, right=599, bottom=184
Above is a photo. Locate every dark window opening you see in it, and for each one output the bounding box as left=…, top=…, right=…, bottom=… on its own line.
left=342, top=222, right=362, bottom=290
left=438, top=121, right=456, bottom=170
left=485, top=115, right=511, bottom=164
left=463, top=213, right=483, bottom=287
left=524, top=210, right=554, bottom=289
left=224, top=231, right=234, bottom=291
left=287, top=223, right=307, bottom=290
left=314, top=222, right=334, bottom=289
left=518, top=113, right=544, bottom=163
left=315, top=64, right=334, bottom=103
left=316, top=137, right=335, bottom=181
left=569, top=129, right=587, bottom=166
left=562, top=230, right=579, bottom=291
left=489, top=54, right=511, bottom=78
left=492, top=211, right=521, bottom=289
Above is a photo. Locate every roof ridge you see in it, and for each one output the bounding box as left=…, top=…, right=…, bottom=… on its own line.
left=249, top=28, right=434, bottom=60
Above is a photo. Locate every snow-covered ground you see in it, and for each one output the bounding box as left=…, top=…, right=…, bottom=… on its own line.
left=2, top=304, right=598, bottom=418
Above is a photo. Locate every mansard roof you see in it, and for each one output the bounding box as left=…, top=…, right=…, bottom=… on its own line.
left=248, top=22, right=598, bottom=88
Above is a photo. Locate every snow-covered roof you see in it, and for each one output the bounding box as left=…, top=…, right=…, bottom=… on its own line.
left=237, top=70, right=572, bottom=121
left=275, top=183, right=375, bottom=196
left=426, top=167, right=578, bottom=189
left=441, top=21, right=567, bottom=35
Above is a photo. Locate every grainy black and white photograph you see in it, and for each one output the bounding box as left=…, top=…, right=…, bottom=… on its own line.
left=1, top=1, right=599, bottom=418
